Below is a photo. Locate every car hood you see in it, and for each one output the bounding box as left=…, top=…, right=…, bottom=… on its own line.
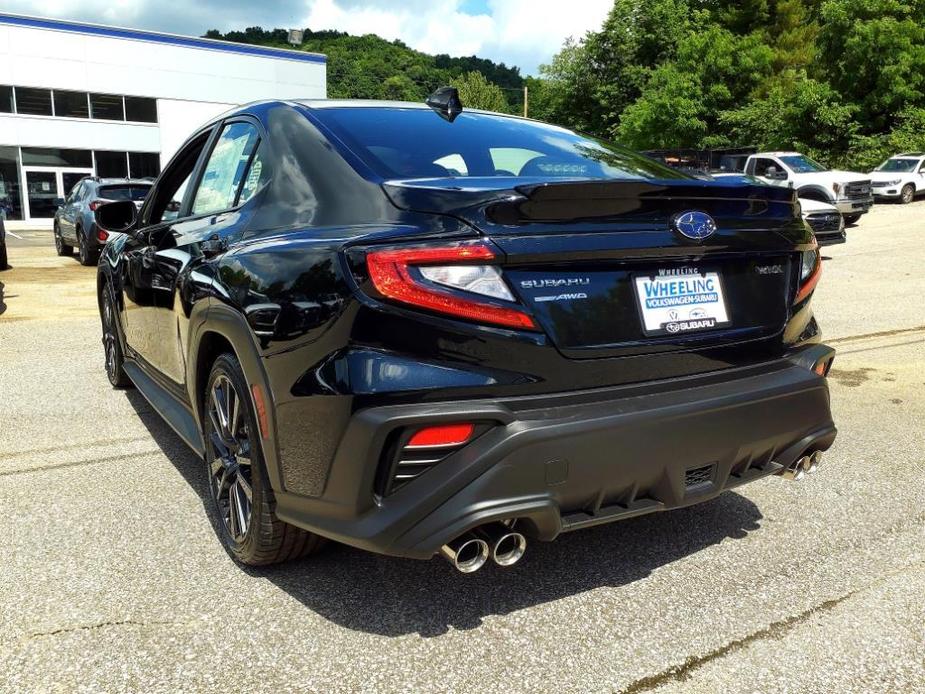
left=869, top=170, right=915, bottom=182
left=798, top=198, right=838, bottom=214
left=791, top=170, right=870, bottom=184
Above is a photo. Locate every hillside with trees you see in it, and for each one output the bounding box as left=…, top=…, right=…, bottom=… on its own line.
left=208, top=0, right=925, bottom=169
left=203, top=27, right=525, bottom=113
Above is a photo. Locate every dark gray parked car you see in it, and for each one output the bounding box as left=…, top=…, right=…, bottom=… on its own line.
left=53, top=177, right=152, bottom=265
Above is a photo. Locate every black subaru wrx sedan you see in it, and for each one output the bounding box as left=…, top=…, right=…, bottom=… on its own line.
left=94, top=94, right=836, bottom=572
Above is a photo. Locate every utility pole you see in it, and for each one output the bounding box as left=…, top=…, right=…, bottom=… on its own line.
left=523, top=85, right=529, bottom=118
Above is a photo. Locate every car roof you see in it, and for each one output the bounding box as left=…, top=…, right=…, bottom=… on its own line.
left=85, top=177, right=154, bottom=186
left=757, top=152, right=802, bottom=157
left=894, top=153, right=925, bottom=158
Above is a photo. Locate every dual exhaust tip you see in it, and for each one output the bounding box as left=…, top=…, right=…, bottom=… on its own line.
left=779, top=450, right=824, bottom=481
left=440, top=521, right=526, bottom=573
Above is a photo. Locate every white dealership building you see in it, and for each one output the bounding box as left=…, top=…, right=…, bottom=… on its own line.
left=0, top=13, right=327, bottom=228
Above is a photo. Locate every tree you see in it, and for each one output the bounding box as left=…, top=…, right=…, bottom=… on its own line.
left=450, top=72, right=510, bottom=113
left=818, top=0, right=925, bottom=132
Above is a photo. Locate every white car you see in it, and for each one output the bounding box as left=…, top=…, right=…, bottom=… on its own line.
left=799, top=198, right=845, bottom=246
left=743, top=152, right=873, bottom=224
left=869, top=153, right=925, bottom=204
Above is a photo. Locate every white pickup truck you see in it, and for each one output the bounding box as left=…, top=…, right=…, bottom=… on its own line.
left=742, top=152, right=873, bottom=224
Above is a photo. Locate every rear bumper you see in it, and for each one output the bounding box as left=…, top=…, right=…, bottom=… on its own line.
left=275, top=345, right=837, bottom=559
left=816, top=231, right=847, bottom=246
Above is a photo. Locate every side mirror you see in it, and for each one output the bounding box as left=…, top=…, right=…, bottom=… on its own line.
left=55, top=197, right=66, bottom=207
left=95, top=199, right=138, bottom=233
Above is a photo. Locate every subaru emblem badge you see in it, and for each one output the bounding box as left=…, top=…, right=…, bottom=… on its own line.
left=672, top=211, right=717, bottom=241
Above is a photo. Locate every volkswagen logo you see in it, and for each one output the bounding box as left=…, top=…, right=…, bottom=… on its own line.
left=672, top=211, right=717, bottom=241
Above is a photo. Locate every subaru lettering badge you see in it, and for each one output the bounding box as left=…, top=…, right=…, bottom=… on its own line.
left=672, top=211, right=717, bottom=241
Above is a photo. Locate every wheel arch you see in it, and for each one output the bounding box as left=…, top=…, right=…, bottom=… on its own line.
left=189, top=304, right=285, bottom=491
left=797, top=186, right=833, bottom=203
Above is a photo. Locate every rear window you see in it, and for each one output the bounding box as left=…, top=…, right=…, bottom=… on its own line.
left=311, top=107, right=687, bottom=182
left=98, top=185, right=151, bottom=202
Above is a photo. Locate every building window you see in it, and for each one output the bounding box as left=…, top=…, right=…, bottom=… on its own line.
left=89, top=93, right=124, bottom=121
left=15, top=87, right=53, bottom=116
left=53, top=90, right=90, bottom=119
left=21, top=147, right=93, bottom=168
left=95, top=151, right=129, bottom=178
left=125, top=97, right=158, bottom=123
left=129, top=152, right=161, bottom=179
left=0, top=86, right=12, bottom=114
left=0, top=146, right=23, bottom=221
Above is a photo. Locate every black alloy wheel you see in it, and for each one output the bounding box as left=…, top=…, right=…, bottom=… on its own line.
left=901, top=184, right=915, bottom=205
left=101, top=288, right=131, bottom=388
left=207, top=371, right=254, bottom=544
left=54, top=224, right=72, bottom=256
left=202, top=354, right=324, bottom=565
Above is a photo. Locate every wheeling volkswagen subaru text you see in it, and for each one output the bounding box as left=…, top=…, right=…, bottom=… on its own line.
left=94, top=90, right=836, bottom=571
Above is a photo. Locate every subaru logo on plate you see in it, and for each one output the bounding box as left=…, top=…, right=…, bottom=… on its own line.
left=672, top=211, right=717, bottom=241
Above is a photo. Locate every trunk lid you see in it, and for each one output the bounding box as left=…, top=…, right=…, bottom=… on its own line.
left=383, top=177, right=808, bottom=358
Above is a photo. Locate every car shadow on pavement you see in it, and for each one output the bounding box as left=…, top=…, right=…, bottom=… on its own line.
left=126, top=389, right=764, bottom=639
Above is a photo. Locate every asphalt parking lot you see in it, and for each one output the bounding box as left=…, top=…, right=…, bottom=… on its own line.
left=1, top=205, right=924, bottom=693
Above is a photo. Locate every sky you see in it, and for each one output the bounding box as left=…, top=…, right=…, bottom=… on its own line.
left=0, top=0, right=613, bottom=75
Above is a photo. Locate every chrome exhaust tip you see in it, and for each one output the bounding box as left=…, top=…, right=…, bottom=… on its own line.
left=440, top=533, right=490, bottom=573
left=806, top=450, right=823, bottom=474
left=475, top=521, right=527, bottom=567
left=492, top=530, right=527, bottom=567
left=779, top=456, right=809, bottom=481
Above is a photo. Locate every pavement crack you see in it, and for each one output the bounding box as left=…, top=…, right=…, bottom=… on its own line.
left=26, top=618, right=182, bottom=640
left=618, top=597, right=850, bottom=694
left=0, top=451, right=159, bottom=477
left=827, top=325, right=925, bottom=345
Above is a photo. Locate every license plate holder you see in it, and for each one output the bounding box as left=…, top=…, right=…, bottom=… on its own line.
left=633, top=269, right=731, bottom=336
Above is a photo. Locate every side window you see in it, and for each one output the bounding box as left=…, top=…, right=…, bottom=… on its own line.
left=433, top=153, right=468, bottom=176
left=191, top=122, right=260, bottom=216
left=146, top=131, right=211, bottom=225
left=237, top=146, right=266, bottom=205
left=490, top=148, right=543, bottom=175
left=67, top=181, right=84, bottom=202
left=753, top=158, right=778, bottom=177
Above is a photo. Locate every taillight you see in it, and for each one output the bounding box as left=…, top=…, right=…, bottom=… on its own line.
left=97, top=229, right=109, bottom=242
left=365, top=241, right=537, bottom=330
left=795, top=243, right=822, bottom=304
left=89, top=199, right=107, bottom=212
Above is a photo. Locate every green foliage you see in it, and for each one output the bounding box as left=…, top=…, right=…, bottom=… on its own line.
left=204, top=27, right=521, bottom=108
left=537, top=0, right=925, bottom=169
left=450, top=71, right=510, bottom=113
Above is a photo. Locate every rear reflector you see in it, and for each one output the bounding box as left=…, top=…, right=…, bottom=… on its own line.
left=407, top=423, right=475, bottom=448
left=97, top=229, right=109, bottom=242
left=250, top=384, right=269, bottom=439
left=366, top=242, right=537, bottom=330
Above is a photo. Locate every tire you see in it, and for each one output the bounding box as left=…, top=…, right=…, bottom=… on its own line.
left=900, top=183, right=915, bottom=204
left=0, top=240, right=7, bottom=270
left=54, top=224, right=73, bottom=256
left=100, top=286, right=132, bottom=388
left=77, top=228, right=99, bottom=266
left=203, top=353, right=324, bottom=565
left=843, top=213, right=862, bottom=225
